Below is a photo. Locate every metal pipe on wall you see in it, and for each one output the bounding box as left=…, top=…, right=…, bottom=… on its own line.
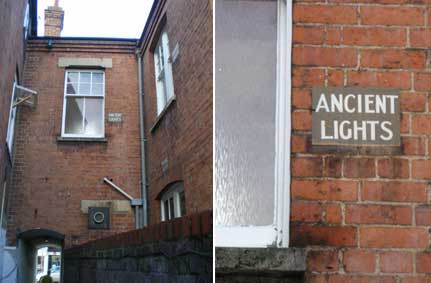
left=137, top=55, right=148, bottom=228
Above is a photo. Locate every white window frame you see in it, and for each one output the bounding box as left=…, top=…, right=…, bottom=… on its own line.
left=214, top=0, right=292, bottom=248
left=160, top=183, right=184, bottom=221
left=23, top=2, right=30, bottom=39
left=153, top=29, right=175, bottom=116
left=6, top=78, right=17, bottom=155
left=61, top=69, right=105, bottom=138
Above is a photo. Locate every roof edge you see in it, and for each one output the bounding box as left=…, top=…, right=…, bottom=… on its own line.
left=28, top=36, right=138, bottom=42
left=137, top=0, right=160, bottom=51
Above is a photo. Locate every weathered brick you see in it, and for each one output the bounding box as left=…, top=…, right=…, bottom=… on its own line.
left=343, top=249, right=376, bottom=273
left=293, top=25, right=325, bottom=45
left=347, top=70, right=411, bottom=90
left=291, top=134, right=309, bottom=153
left=346, top=204, right=411, bottom=225
left=294, top=4, right=357, bottom=24
left=293, top=68, right=325, bottom=87
left=343, top=27, right=406, bottom=47
left=415, top=206, right=431, bottom=226
left=326, top=27, right=342, bottom=45
left=323, top=156, right=342, bottom=177
left=416, top=252, right=431, bottom=273
left=380, top=251, right=413, bottom=273
left=292, top=88, right=312, bottom=109
left=344, top=158, right=375, bottom=178
left=325, top=203, right=342, bottom=224
left=328, top=275, right=396, bottom=283
left=410, top=28, right=431, bottom=48
left=361, top=49, right=426, bottom=69
left=362, top=181, right=427, bottom=202
left=293, top=47, right=357, bottom=67
left=415, top=72, right=431, bottom=91
left=402, top=136, right=426, bottom=155
left=292, top=179, right=358, bottom=201
left=307, top=274, right=327, bottom=283
left=400, top=92, right=427, bottom=112
left=401, top=276, right=431, bottom=283
left=307, top=250, right=338, bottom=272
left=291, top=201, right=322, bottom=223
left=292, top=111, right=312, bottom=131
left=400, top=113, right=410, bottom=134
left=360, top=227, right=428, bottom=248
left=291, top=225, right=357, bottom=247
left=412, top=160, right=431, bottom=178
left=331, top=0, right=428, bottom=3
left=327, top=69, right=344, bottom=86
left=361, top=6, right=424, bottom=26
left=292, top=157, right=322, bottom=177
left=412, top=114, right=431, bottom=134
left=377, top=158, right=409, bottom=179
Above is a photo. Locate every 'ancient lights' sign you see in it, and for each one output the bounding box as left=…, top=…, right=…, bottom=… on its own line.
left=312, top=87, right=400, bottom=146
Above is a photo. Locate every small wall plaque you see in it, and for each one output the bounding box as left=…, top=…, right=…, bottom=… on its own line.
left=171, top=43, right=180, bottom=63
left=108, top=112, right=122, bottom=123
left=312, top=87, right=400, bottom=147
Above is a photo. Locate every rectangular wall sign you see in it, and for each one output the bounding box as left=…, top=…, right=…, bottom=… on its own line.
left=108, top=112, right=122, bottom=123
left=312, top=87, right=400, bottom=146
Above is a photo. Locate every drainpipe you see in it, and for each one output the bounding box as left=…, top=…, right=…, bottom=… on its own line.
left=137, top=54, right=148, bottom=228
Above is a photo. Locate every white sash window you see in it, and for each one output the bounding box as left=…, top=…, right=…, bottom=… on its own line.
left=61, top=70, right=105, bottom=138
left=153, top=30, right=175, bottom=115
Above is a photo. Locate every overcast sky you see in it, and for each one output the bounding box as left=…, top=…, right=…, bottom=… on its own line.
left=37, top=0, right=153, bottom=38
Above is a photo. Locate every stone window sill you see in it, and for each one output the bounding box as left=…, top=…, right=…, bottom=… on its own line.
left=56, top=136, right=108, bottom=143
left=216, top=247, right=306, bottom=280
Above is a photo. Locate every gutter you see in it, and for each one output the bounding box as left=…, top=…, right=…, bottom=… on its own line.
left=137, top=55, right=148, bottom=228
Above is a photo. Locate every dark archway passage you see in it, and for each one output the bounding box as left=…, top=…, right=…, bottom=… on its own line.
left=16, top=229, right=64, bottom=283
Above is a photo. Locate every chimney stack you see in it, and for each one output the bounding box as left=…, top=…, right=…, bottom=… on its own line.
left=44, top=0, right=64, bottom=37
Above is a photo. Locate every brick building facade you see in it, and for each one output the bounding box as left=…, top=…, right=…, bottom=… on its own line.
left=138, top=0, right=213, bottom=224
left=7, top=38, right=141, bottom=247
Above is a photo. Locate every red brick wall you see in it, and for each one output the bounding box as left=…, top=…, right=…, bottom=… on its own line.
left=140, top=0, right=212, bottom=224
left=0, top=0, right=27, bottom=181
left=7, top=39, right=141, bottom=248
left=291, top=1, right=431, bottom=282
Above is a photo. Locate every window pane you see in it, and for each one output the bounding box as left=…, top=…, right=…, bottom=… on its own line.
left=91, top=83, right=103, bottom=95
left=84, top=98, right=103, bottom=136
left=169, top=197, right=175, bottom=219
left=65, top=97, right=84, bottom=134
left=80, top=72, right=91, bottom=83
left=164, top=200, right=169, bottom=220
left=161, top=32, right=175, bottom=101
left=67, top=72, right=78, bottom=84
left=92, top=73, right=103, bottom=84
left=79, top=83, right=90, bottom=95
left=215, top=0, right=277, bottom=226
left=66, top=83, right=77, bottom=94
